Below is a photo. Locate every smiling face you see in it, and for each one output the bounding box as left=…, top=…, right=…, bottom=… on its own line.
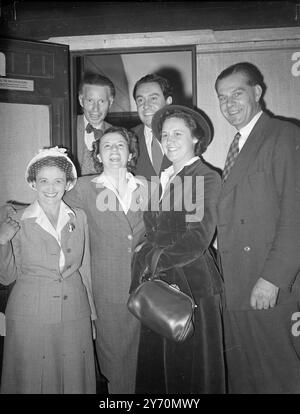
left=33, top=166, right=69, bottom=206
left=135, top=82, right=172, bottom=128
left=161, top=116, right=197, bottom=173
left=79, top=84, right=113, bottom=128
left=216, top=72, right=262, bottom=130
left=97, top=132, right=131, bottom=173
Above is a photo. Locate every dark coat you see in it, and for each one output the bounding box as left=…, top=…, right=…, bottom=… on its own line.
left=130, top=158, right=226, bottom=394
left=217, top=112, right=300, bottom=393
left=132, top=123, right=171, bottom=181
left=217, top=112, right=300, bottom=310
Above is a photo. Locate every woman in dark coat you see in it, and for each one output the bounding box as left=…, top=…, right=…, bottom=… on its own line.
left=130, top=105, right=226, bottom=394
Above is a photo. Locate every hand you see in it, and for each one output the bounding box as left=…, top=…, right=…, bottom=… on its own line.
left=0, top=204, right=16, bottom=222
left=250, top=277, right=279, bottom=310
left=0, top=217, right=20, bottom=244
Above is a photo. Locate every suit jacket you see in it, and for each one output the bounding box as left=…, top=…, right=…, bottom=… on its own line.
left=76, top=114, right=111, bottom=175
left=63, top=175, right=146, bottom=311
left=217, top=112, right=300, bottom=310
left=132, top=123, right=171, bottom=181
left=0, top=204, right=96, bottom=323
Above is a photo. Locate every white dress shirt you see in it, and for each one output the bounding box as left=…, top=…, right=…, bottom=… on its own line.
left=160, top=156, right=200, bottom=200
left=91, top=171, right=145, bottom=214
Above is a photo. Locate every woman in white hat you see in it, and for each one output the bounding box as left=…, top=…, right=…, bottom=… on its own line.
left=0, top=147, right=97, bottom=394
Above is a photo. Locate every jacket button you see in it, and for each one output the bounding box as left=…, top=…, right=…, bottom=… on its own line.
left=128, top=247, right=132, bottom=253
left=127, top=234, right=133, bottom=240
left=244, top=246, right=251, bottom=251
left=63, top=295, right=68, bottom=300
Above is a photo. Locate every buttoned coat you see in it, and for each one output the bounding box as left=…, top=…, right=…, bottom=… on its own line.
left=217, top=112, right=300, bottom=310
left=0, top=204, right=96, bottom=394
left=63, top=175, right=146, bottom=393
left=130, top=158, right=226, bottom=394
left=132, top=123, right=171, bottom=181
left=217, top=112, right=300, bottom=393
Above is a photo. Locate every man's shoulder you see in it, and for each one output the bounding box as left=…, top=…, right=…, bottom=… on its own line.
left=77, top=174, right=98, bottom=186
left=252, top=112, right=300, bottom=149
left=103, top=120, right=112, bottom=130
left=262, top=111, right=300, bottom=133
left=132, top=123, right=144, bottom=136
left=77, top=114, right=84, bottom=125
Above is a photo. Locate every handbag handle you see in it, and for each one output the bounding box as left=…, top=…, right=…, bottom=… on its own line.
left=150, top=248, right=163, bottom=277
left=150, top=248, right=196, bottom=304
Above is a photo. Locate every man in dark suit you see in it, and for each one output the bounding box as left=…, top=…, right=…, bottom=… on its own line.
left=76, top=73, right=115, bottom=176
left=132, top=74, right=173, bottom=181
left=215, top=62, right=300, bottom=393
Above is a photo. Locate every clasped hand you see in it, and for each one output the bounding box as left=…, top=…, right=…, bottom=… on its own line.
left=250, top=277, right=279, bottom=310
left=0, top=216, right=20, bottom=245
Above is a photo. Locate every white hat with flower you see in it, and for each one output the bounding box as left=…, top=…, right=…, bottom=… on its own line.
left=25, top=146, right=77, bottom=191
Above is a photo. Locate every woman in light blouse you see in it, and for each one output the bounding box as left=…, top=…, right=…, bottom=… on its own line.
left=0, top=147, right=96, bottom=394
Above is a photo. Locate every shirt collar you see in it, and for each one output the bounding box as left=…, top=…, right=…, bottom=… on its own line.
left=91, top=171, right=145, bottom=214
left=21, top=200, right=75, bottom=242
left=144, top=125, right=153, bottom=143
left=160, top=156, right=199, bottom=199
left=91, top=171, right=145, bottom=190
left=238, top=111, right=263, bottom=140
left=21, top=199, right=75, bottom=221
left=161, top=156, right=199, bottom=180
left=84, top=116, right=104, bottom=132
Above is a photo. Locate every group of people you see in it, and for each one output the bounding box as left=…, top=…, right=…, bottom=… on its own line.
left=0, top=61, right=300, bottom=394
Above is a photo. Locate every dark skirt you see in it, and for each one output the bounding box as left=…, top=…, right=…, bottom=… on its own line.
left=135, top=293, right=226, bottom=394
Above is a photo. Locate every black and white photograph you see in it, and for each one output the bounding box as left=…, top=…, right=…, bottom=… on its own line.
left=0, top=0, right=300, bottom=403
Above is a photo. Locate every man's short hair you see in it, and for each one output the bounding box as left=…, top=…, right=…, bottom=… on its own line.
left=133, top=73, right=173, bottom=100
left=215, top=62, right=266, bottom=94
left=78, top=73, right=116, bottom=98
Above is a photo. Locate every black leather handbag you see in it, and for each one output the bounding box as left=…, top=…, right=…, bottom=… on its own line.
left=127, top=249, right=197, bottom=342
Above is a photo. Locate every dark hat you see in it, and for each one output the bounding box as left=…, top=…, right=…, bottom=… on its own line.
left=151, top=104, right=213, bottom=147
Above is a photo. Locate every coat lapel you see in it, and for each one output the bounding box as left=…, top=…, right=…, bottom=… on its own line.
left=76, top=114, right=85, bottom=164
left=221, top=112, right=270, bottom=197
left=60, top=213, right=76, bottom=247
left=94, top=184, right=133, bottom=231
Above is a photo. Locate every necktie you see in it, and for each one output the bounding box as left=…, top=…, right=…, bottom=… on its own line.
left=86, top=123, right=103, bottom=140
left=222, top=132, right=241, bottom=182
left=81, top=125, right=103, bottom=175
left=151, top=135, right=163, bottom=174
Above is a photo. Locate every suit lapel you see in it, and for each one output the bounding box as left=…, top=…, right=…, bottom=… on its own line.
left=221, top=112, right=270, bottom=197
left=77, top=114, right=85, bottom=164
left=135, top=125, right=158, bottom=177
left=25, top=218, right=59, bottom=247
left=94, top=184, right=133, bottom=232
left=60, top=213, right=76, bottom=247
